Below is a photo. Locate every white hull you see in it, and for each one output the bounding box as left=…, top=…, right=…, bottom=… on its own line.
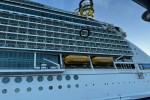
left=1, top=70, right=150, bottom=100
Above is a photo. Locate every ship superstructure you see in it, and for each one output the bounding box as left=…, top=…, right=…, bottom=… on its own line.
left=0, top=0, right=132, bottom=70
left=0, top=0, right=150, bottom=100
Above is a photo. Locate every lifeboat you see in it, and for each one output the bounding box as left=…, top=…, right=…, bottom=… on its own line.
left=92, top=57, right=113, bottom=66
left=65, top=55, right=90, bottom=64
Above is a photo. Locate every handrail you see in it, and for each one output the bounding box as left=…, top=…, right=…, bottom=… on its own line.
left=115, top=55, right=124, bottom=62
left=43, top=58, right=60, bottom=68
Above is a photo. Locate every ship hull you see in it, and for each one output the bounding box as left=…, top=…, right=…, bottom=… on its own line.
left=1, top=70, right=150, bottom=100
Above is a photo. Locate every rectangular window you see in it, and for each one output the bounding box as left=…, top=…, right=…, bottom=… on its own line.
left=0, top=51, right=34, bottom=69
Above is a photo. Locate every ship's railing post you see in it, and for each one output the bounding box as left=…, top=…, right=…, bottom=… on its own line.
left=34, top=52, right=37, bottom=68
left=59, top=54, right=63, bottom=69
left=113, top=60, right=118, bottom=70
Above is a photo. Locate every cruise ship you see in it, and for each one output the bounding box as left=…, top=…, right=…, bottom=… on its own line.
left=0, top=0, right=150, bottom=100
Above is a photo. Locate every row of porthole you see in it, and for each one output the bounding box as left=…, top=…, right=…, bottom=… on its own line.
left=1, top=84, right=80, bottom=94
left=104, top=80, right=150, bottom=85
left=2, top=75, right=79, bottom=84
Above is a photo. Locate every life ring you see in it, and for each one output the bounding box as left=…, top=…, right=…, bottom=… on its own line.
left=79, top=27, right=91, bottom=38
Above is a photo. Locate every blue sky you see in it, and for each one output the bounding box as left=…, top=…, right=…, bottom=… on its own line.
left=33, top=0, right=150, bottom=55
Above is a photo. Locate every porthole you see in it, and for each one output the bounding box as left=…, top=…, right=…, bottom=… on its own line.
left=15, top=88, right=20, bottom=93
left=49, top=86, right=53, bottom=90
left=47, top=75, right=53, bottom=81
left=39, top=86, right=43, bottom=91
left=2, top=77, right=10, bottom=84
left=37, top=76, right=44, bottom=82
left=65, top=75, right=71, bottom=81
left=58, top=85, right=62, bottom=89
left=57, top=75, right=62, bottom=81
left=74, top=75, right=79, bottom=80
left=2, top=89, right=7, bottom=94
left=26, top=76, right=33, bottom=83
left=15, top=76, right=22, bottom=83
left=27, top=87, right=32, bottom=92
left=67, top=85, right=71, bottom=88
left=75, top=84, right=79, bottom=88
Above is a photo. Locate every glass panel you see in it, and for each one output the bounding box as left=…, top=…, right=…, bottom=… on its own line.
left=36, top=53, right=59, bottom=68
left=0, top=51, right=34, bottom=69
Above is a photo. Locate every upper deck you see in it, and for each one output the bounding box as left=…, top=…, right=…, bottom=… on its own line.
left=0, top=0, right=133, bottom=57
